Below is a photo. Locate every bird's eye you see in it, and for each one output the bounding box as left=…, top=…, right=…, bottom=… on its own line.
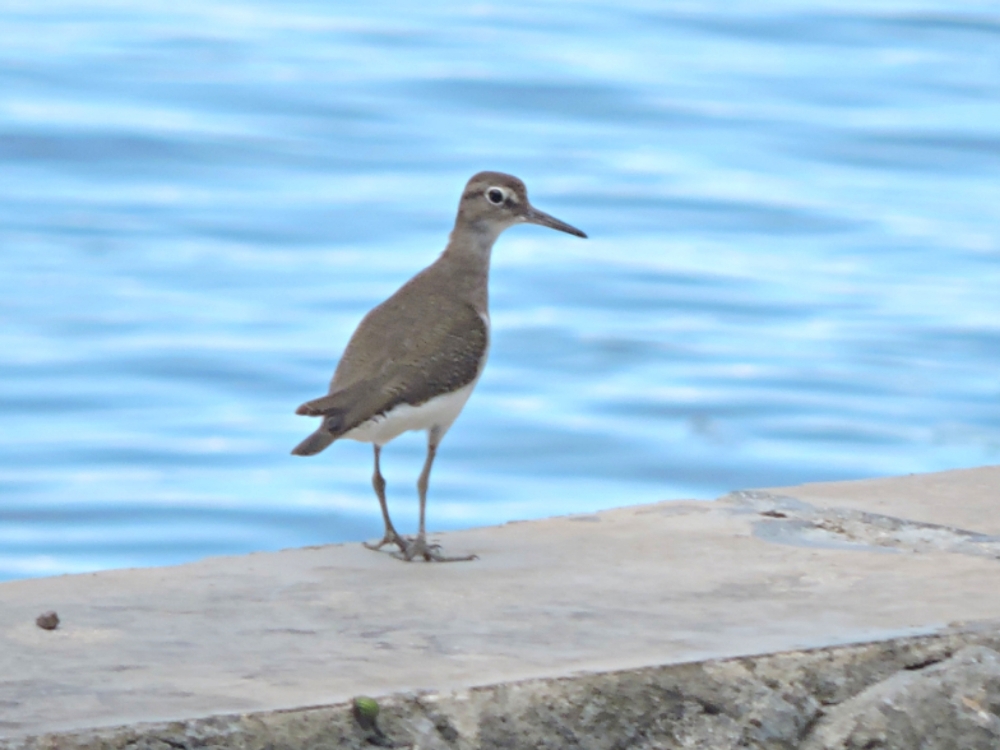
left=486, top=187, right=505, bottom=205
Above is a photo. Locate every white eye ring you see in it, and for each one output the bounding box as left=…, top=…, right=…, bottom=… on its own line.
left=486, top=187, right=505, bottom=205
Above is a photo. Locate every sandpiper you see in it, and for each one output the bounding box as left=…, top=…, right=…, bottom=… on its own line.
left=292, top=172, right=586, bottom=561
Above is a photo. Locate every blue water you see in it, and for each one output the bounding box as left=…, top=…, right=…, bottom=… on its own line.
left=2, top=2, right=999, bottom=580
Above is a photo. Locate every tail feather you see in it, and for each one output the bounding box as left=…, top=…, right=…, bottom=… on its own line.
left=293, top=381, right=379, bottom=455
left=296, top=391, right=350, bottom=416
left=291, top=427, right=337, bottom=456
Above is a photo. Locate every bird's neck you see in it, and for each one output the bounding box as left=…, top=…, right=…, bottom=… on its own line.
left=435, top=220, right=501, bottom=315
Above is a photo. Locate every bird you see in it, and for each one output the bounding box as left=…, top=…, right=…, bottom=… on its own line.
left=291, top=171, right=586, bottom=561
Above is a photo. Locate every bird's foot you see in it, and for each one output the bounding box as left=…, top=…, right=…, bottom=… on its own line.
left=363, top=530, right=408, bottom=553
left=393, top=534, right=477, bottom=563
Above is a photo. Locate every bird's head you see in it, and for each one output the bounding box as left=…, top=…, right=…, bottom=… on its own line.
left=456, top=171, right=587, bottom=240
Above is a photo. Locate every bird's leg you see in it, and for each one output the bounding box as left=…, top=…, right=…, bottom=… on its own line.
left=398, top=428, right=477, bottom=563
left=364, top=445, right=407, bottom=553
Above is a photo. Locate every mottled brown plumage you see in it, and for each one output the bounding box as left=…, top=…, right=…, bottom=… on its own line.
left=294, top=290, right=487, bottom=440
left=292, top=171, right=585, bottom=561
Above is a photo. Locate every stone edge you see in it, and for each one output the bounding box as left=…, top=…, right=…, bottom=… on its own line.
left=5, top=620, right=1000, bottom=750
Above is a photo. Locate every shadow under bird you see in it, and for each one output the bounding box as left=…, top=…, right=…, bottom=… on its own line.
left=292, top=172, right=586, bottom=561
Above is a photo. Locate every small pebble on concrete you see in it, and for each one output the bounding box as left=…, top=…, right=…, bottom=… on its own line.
left=35, top=611, right=60, bottom=630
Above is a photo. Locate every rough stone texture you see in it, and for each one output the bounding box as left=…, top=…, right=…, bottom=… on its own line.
left=764, top=466, right=1000, bottom=537
left=5, top=624, right=1000, bottom=750
left=2, top=466, right=1000, bottom=748
left=803, top=645, right=1000, bottom=750
left=724, top=490, right=1000, bottom=560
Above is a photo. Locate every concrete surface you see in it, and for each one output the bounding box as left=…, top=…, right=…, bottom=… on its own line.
left=765, top=465, right=1000, bottom=536
left=1, top=466, right=999, bottom=747
left=7, top=625, right=1000, bottom=750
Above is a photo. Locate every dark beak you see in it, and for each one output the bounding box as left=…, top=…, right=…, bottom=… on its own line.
left=524, top=205, right=587, bottom=238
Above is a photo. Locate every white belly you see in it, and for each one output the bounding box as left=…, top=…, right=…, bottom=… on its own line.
left=342, top=313, right=489, bottom=447
left=342, top=379, right=479, bottom=446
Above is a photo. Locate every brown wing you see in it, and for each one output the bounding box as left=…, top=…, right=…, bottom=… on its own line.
left=295, top=281, right=487, bottom=439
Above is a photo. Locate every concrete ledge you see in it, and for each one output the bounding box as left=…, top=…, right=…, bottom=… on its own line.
left=5, top=622, right=1000, bottom=750
left=2, top=466, right=999, bottom=748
